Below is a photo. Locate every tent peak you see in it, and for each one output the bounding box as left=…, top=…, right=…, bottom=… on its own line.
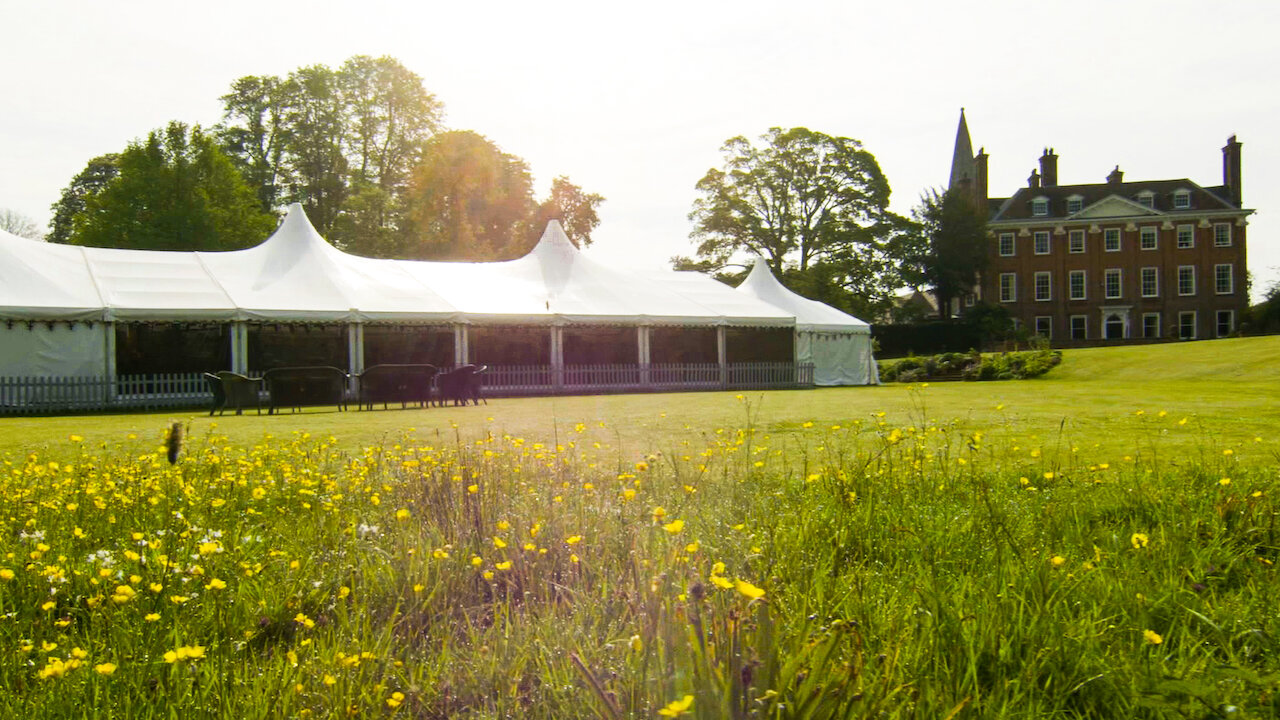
left=741, top=256, right=783, bottom=292
left=534, top=220, right=575, bottom=251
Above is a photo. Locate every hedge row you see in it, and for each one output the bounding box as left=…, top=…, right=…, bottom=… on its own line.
left=879, top=348, right=1063, bottom=383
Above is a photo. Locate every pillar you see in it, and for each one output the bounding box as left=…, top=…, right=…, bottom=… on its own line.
left=716, top=325, right=728, bottom=390
left=638, top=325, right=651, bottom=389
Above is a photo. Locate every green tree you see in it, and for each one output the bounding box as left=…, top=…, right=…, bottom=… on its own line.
left=69, top=122, right=276, bottom=250
left=278, top=65, right=349, bottom=237
left=1246, top=278, right=1280, bottom=334
left=216, top=56, right=444, bottom=254
left=47, top=154, right=120, bottom=244
left=405, top=131, right=535, bottom=260
left=216, top=75, right=288, bottom=212
left=680, top=127, right=909, bottom=319
left=911, top=187, right=989, bottom=321
left=524, top=176, right=605, bottom=251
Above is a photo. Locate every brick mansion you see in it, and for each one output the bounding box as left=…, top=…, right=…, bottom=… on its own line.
left=950, top=111, right=1253, bottom=344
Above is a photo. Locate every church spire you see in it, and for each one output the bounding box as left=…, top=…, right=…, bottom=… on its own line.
left=949, top=108, right=975, bottom=189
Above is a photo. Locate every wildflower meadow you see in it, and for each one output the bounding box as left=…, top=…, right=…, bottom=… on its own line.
left=1, top=339, right=1277, bottom=718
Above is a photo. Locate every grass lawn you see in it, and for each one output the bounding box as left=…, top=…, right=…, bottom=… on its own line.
left=0, top=336, right=1276, bottom=718
left=4, top=335, right=1278, bottom=467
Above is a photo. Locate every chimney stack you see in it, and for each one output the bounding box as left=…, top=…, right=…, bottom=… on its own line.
left=1222, top=135, right=1242, bottom=207
left=974, top=148, right=989, bottom=210
left=1028, top=169, right=1040, bottom=189
left=1106, top=166, right=1124, bottom=185
left=1039, top=147, right=1058, bottom=187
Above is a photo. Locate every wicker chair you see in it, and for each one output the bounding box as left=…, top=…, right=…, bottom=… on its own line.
left=263, top=366, right=349, bottom=414
left=357, top=364, right=437, bottom=410
left=203, top=371, right=263, bottom=416
left=435, top=364, right=487, bottom=406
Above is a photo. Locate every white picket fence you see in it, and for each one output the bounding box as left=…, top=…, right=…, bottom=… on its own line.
left=0, top=363, right=814, bottom=416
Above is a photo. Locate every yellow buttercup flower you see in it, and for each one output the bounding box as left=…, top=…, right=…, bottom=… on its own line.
left=94, top=662, right=117, bottom=676
left=1130, top=533, right=1149, bottom=549
left=658, top=694, right=694, bottom=717
left=1143, top=629, right=1163, bottom=645
left=735, top=580, right=766, bottom=600
left=662, top=519, right=684, bottom=534
left=164, top=645, right=206, bottom=663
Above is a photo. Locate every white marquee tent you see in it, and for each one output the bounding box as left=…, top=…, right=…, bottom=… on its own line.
left=0, top=204, right=877, bottom=385
left=734, top=258, right=878, bottom=386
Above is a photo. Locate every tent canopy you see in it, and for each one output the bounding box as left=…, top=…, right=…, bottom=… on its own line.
left=735, top=258, right=871, bottom=334
left=0, top=205, right=796, bottom=328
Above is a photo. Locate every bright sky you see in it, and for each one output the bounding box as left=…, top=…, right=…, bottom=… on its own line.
left=3, top=0, right=1277, bottom=299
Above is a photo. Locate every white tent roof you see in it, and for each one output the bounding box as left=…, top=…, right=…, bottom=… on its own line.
left=735, top=257, right=871, bottom=334
left=0, top=204, right=809, bottom=328
left=0, top=229, right=105, bottom=321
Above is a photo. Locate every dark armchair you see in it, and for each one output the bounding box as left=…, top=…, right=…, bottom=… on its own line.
left=262, top=366, right=349, bottom=414
left=434, top=364, right=488, bottom=406
left=203, top=371, right=263, bottom=416
left=357, top=364, right=437, bottom=410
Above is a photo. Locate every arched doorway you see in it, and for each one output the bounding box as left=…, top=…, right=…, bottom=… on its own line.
left=1099, top=307, right=1131, bottom=340
left=1105, top=314, right=1125, bottom=339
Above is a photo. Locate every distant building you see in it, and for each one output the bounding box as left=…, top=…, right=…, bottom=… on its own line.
left=951, top=110, right=1253, bottom=344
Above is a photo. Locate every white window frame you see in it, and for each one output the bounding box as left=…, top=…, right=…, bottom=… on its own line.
left=1140, top=267, right=1159, bottom=298
left=1034, top=316, right=1052, bottom=339
left=1142, top=312, right=1161, bottom=339
left=1137, top=192, right=1154, bottom=208
left=1032, top=197, right=1049, bottom=216
left=1173, top=190, right=1191, bottom=209
left=998, top=232, right=1015, bottom=257
left=1177, top=224, right=1194, bottom=249
left=1178, top=265, right=1196, bottom=296
left=1140, top=226, right=1158, bottom=250
left=999, top=273, right=1016, bottom=303
left=1034, top=231, right=1051, bottom=255
left=1216, top=310, right=1235, bottom=338
left=1104, top=268, right=1122, bottom=299
left=1070, top=314, right=1087, bottom=340
left=1178, top=311, right=1197, bottom=340
left=1068, top=229, right=1085, bottom=254
left=1068, top=270, right=1087, bottom=300
left=1034, top=271, right=1052, bottom=301
left=1214, top=223, right=1232, bottom=247
left=1104, top=228, right=1121, bottom=252
left=1215, top=263, right=1233, bottom=295
left=1066, top=196, right=1083, bottom=214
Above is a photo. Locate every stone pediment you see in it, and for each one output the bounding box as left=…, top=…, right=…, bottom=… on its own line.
left=1072, top=195, right=1162, bottom=219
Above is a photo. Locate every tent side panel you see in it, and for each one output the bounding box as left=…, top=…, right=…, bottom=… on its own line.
left=0, top=324, right=108, bottom=377
left=809, top=332, right=877, bottom=386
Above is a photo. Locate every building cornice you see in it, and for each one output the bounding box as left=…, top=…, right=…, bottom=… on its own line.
left=988, top=208, right=1253, bottom=232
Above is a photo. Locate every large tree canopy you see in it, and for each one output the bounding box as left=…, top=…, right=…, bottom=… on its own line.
left=68, top=122, right=276, bottom=251
left=680, top=127, right=912, bottom=320
left=47, top=154, right=120, bottom=244
left=910, top=187, right=989, bottom=320
left=216, top=55, right=444, bottom=254
left=49, top=56, right=604, bottom=259
left=405, top=131, right=535, bottom=260
left=525, top=176, right=605, bottom=251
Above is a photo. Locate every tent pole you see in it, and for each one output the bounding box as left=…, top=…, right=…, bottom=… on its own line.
left=638, top=326, right=651, bottom=390
left=347, top=322, right=364, bottom=395
left=230, top=322, right=248, bottom=375
left=716, top=326, right=728, bottom=390
left=104, top=321, right=117, bottom=408
left=550, top=325, right=564, bottom=393
left=453, top=324, right=468, bottom=367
